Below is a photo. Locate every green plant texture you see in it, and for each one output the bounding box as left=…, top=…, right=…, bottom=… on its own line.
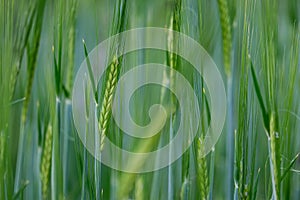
left=0, top=0, right=300, bottom=199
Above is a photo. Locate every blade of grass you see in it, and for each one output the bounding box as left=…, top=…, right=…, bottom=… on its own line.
left=12, top=180, right=29, bottom=200
left=251, top=168, right=260, bottom=200
left=280, top=153, right=299, bottom=183
left=249, top=60, right=269, bottom=132
left=83, top=40, right=98, bottom=102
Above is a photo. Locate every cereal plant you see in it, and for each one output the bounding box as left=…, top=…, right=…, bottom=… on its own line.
left=0, top=0, right=299, bottom=199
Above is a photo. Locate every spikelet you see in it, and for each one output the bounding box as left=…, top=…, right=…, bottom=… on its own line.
left=66, top=0, right=78, bottom=94
left=99, top=57, right=119, bottom=151
left=217, top=0, right=232, bottom=77
left=40, top=125, right=53, bottom=200
left=197, top=138, right=209, bottom=200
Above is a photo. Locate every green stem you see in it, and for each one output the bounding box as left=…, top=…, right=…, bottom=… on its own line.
left=268, top=111, right=280, bottom=200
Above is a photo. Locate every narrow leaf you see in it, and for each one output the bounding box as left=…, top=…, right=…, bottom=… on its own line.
left=83, top=39, right=98, bottom=102
left=280, top=153, right=299, bottom=182
left=250, top=60, right=269, bottom=132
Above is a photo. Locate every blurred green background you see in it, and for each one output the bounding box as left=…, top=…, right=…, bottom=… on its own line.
left=1, top=0, right=300, bottom=199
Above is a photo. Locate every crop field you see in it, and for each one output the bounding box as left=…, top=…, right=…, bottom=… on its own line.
left=0, top=0, right=300, bottom=199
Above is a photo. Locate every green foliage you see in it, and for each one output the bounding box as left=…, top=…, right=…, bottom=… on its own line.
left=0, top=0, right=299, bottom=199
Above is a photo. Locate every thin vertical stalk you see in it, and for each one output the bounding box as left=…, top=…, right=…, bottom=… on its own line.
left=51, top=98, right=63, bottom=200
left=208, top=148, right=215, bottom=200
left=62, top=0, right=78, bottom=194
left=164, top=1, right=182, bottom=199
left=217, top=0, right=233, bottom=197
left=268, top=111, right=280, bottom=200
